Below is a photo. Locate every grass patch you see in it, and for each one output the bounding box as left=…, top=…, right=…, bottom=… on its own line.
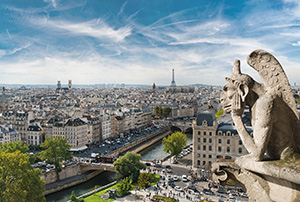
left=83, top=184, right=118, bottom=202
left=84, top=174, right=160, bottom=202
left=153, top=195, right=176, bottom=202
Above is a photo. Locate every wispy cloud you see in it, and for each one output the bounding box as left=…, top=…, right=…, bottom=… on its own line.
left=5, top=28, right=12, bottom=40
left=31, top=18, right=132, bottom=42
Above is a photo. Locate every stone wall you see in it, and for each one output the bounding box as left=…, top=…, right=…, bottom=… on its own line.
left=41, top=163, right=82, bottom=184
left=44, top=170, right=103, bottom=195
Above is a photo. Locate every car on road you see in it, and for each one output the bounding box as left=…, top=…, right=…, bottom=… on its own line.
left=145, top=162, right=151, bottom=166
left=175, top=186, right=183, bottom=192
left=203, top=188, right=214, bottom=195
left=168, top=175, right=172, bottom=182
left=166, top=165, right=171, bottom=169
left=172, top=160, right=178, bottom=164
left=173, top=175, right=178, bottom=181
left=167, top=168, right=172, bottom=173
left=161, top=169, right=165, bottom=173
left=182, top=175, right=188, bottom=182
left=168, top=181, right=175, bottom=188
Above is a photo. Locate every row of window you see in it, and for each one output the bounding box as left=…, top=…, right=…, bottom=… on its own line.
left=197, top=160, right=211, bottom=166
left=197, top=131, right=212, bottom=136
left=197, top=138, right=243, bottom=145
left=197, top=145, right=243, bottom=153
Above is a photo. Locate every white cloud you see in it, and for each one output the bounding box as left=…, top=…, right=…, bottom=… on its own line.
left=32, top=18, right=132, bottom=42
left=292, top=41, right=300, bottom=46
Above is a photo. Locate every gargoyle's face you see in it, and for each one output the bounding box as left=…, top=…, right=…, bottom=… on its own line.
left=220, top=81, right=245, bottom=113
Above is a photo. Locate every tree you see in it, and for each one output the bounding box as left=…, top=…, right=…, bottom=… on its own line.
left=116, top=177, right=132, bottom=197
left=0, top=151, right=45, bottom=202
left=138, top=173, right=154, bottom=188
left=69, top=191, right=84, bottom=202
left=39, top=136, right=72, bottom=181
left=154, top=106, right=160, bottom=116
left=162, top=131, right=188, bottom=157
left=0, top=141, right=29, bottom=153
left=162, top=107, right=171, bottom=117
left=113, top=152, right=146, bottom=182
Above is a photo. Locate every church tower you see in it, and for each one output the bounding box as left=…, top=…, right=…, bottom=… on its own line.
left=68, top=80, right=72, bottom=89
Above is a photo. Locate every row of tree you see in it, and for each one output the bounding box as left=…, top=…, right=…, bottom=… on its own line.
left=154, top=106, right=172, bottom=118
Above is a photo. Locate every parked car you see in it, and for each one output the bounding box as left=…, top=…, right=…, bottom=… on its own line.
left=175, top=186, right=183, bottom=192
left=173, top=175, right=178, bottom=181
left=168, top=182, right=175, bottom=188
left=168, top=175, right=172, bottom=182
left=182, top=175, right=188, bottom=182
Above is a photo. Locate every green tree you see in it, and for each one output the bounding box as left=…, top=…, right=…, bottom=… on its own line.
left=138, top=173, right=154, bottom=188
left=0, top=141, right=29, bottom=153
left=154, top=106, right=160, bottom=116
left=0, top=151, right=45, bottom=202
left=162, top=107, right=172, bottom=117
left=116, top=177, right=132, bottom=197
left=162, top=131, right=188, bottom=158
left=158, top=106, right=163, bottom=117
left=39, top=136, right=72, bottom=181
left=215, top=109, right=224, bottom=119
left=69, top=191, right=84, bottom=202
left=113, top=152, right=146, bottom=182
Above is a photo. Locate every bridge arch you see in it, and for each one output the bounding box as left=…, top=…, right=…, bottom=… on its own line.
left=170, top=126, right=182, bottom=133
left=184, top=127, right=193, bottom=134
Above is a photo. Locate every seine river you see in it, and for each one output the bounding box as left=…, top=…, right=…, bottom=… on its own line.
left=46, top=133, right=192, bottom=202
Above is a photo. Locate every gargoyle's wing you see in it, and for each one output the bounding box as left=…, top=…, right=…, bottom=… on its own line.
left=247, top=49, right=298, bottom=119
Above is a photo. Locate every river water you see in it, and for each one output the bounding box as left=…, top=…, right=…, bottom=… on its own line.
left=46, top=133, right=193, bottom=201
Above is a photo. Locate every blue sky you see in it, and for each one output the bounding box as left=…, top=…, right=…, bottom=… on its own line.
left=1, top=0, right=300, bottom=86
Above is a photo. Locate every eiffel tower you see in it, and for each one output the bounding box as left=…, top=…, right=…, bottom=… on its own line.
left=170, top=69, right=176, bottom=87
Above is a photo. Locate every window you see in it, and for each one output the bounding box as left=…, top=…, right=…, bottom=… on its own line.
left=218, top=139, right=222, bottom=144
left=209, top=138, right=212, bottom=143
left=203, top=145, right=206, bottom=151
left=203, top=138, right=206, bottom=143
left=239, top=148, right=242, bottom=153
left=239, top=140, right=242, bottom=145
left=218, top=147, right=222, bottom=152
left=204, top=131, right=206, bottom=136
left=227, top=147, right=230, bottom=152
left=203, top=161, right=206, bottom=166
left=197, top=145, right=200, bottom=150
left=197, top=154, right=200, bottom=158
left=227, top=139, right=230, bottom=144
left=209, top=155, right=212, bottom=158
left=209, top=132, right=212, bottom=136
left=218, top=131, right=222, bottom=136
left=198, top=138, right=200, bottom=143
left=198, top=131, right=201, bottom=135
left=197, top=160, right=200, bottom=166
left=209, top=146, right=212, bottom=151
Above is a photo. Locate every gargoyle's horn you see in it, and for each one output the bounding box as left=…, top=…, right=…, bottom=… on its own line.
left=232, top=59, right=241, bottom=75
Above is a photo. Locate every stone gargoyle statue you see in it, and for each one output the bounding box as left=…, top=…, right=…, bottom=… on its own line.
left=220, top=49, right=300, bottom=161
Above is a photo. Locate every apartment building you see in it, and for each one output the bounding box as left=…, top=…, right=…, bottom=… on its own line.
left=192, top=113, right=250, bottom=168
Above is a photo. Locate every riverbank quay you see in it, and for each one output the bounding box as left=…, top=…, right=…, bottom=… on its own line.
left=109, top=128, right=171, bottom=156
left=44, top=170, right=104, bottom=195
left=43, top=128, right=172, bottom=196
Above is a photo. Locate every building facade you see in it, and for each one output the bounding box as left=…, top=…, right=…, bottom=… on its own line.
left=27, top=124, right=43, bottom=146
left=192, top=113, right=250, bottom=168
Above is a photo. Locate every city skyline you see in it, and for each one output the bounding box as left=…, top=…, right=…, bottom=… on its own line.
left=1, top=0, right=300, bottom=85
